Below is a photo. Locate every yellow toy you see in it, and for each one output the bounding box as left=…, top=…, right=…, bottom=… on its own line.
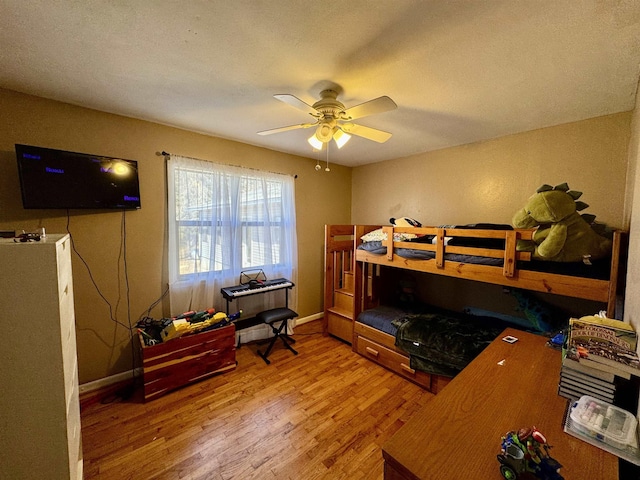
left=161, top=319, right=190, bottom=341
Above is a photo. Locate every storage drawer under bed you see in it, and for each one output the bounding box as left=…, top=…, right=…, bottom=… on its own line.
left=356, top=335, right=432, bottom=390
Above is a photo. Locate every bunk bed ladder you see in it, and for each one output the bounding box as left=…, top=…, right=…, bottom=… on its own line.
left=324, top=225, right=357, bottom=343
left=324, top=225, right=380, bottom=344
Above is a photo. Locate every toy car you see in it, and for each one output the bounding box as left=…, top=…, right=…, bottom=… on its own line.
left=497, top=427, right=564, bottom=480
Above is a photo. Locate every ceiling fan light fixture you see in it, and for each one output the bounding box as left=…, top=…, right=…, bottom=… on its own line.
left=333, top=129, right=351, bottom=149
left=315, top=123, right=334, bottom=142
left=261, top=88, right=397, bottom=151
left=308, top=133, right=323, bottom=150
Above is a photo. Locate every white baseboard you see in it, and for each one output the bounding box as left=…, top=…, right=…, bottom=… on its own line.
left=79, top=312, right=324, bottom=394
left=79, top=368, right=141, bottom=394
left=295, top=312, right=323, bottom=325
left=236, top=311, right=323, bottom=344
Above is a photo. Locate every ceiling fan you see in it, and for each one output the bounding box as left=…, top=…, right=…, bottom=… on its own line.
left=257, top=89, right=397, bottom=150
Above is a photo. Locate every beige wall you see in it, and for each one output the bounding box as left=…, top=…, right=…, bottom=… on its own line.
left=352, top=113, right=631, bottom=229
left=0, top=88, right=351, bottom=383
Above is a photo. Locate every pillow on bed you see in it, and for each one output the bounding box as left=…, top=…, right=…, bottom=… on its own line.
left=360, top=228, right=417, bottom=242
left=357, top=241, right=387, bottom=254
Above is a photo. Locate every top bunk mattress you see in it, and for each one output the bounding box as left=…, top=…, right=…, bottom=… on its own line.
left=356, top=224, right=613, bottom=280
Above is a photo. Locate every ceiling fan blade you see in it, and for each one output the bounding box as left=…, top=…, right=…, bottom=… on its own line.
left=343, top=96, right=397, bottom=121
left=341, top=123, right=393, bottom=143
left=273, top=94, right=318, bottom=116
left=257, top=122, right=317, bottom=136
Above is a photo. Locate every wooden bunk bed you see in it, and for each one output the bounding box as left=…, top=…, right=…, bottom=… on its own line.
left=324, top=224, right=627, bottom=394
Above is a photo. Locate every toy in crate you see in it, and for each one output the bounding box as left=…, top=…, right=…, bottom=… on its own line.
left=136, top=308, right=240, bottom=401
left=497, top=426, right=564, bottom=480
left=136, top=308, right=242, bottom=345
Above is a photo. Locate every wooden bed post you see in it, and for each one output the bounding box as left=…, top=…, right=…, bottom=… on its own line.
left=607, top=230, right=625, bottom=319
left=353, top=234, right=363, bottom=349
left=323, top=225, right=332, bottom=337
left=383, top=226, right=394, bottom=261
left=503, top=230, right=517, bottom=278
left=435, top=228, right=445, bottom=268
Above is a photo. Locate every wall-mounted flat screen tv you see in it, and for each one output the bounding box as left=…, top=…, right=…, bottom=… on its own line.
left=16, top=144, right=141, bottom=210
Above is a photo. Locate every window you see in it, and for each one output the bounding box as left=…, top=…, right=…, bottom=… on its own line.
left=167, top=155, right=297, bottom=312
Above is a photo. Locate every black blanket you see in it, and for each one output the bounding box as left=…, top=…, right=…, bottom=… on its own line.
left=393, top=312, right=507, bottom=377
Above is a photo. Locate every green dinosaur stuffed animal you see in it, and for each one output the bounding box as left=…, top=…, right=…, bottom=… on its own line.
left=512, top=183, right=611, bottom=262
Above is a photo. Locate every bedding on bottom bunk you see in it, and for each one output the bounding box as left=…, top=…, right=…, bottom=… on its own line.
left=357, top=306, right=511, bottom=378
left=393, top=312, right=507, bottom=377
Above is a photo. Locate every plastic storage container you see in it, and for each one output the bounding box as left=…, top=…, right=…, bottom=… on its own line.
left=570, top=395, right=638, bottom=451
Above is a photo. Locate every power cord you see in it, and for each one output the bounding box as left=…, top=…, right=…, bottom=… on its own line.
left=65, top=211, right=130, bottom=330
left=66, top=210, right=137, bottom=401
left=121, top=210, right=137, bottom=400
left=139, top=285, right=169, bottom=321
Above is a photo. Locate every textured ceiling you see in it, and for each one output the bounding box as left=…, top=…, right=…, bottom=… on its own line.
left=1, top=1, right=640, bottom=166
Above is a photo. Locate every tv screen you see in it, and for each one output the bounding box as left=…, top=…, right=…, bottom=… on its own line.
left=16, top=144, right=141, bottom=210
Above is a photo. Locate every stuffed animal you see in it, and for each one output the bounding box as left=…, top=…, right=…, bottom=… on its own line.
left=390, top=217, right=422, bottom=227
left=512, top=183, right=611, bottom=262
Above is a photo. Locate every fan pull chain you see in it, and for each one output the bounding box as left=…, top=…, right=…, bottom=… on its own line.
left=325, top=142, right=330, bottom=172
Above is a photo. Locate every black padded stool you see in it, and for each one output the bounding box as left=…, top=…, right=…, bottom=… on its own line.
left=256, top=307, right=298, bottom=364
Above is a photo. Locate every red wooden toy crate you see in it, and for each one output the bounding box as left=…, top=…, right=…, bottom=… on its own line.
left=139, top=324, right=236, bottom=401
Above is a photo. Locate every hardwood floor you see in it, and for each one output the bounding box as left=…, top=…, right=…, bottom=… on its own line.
left=81, top=321, right=433, bottom=480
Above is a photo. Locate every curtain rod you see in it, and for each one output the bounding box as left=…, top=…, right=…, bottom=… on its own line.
left=161, top=151, right=298, bottom=179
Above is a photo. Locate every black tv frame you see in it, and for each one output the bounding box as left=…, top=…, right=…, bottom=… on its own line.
left=15, top=144, right=141, bottom=210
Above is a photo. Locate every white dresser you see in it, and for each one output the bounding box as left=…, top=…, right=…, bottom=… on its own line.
left=0, top=234, right=83, bottom=479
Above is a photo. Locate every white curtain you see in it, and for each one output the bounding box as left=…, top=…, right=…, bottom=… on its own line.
left=167, top=155, right=297, bottom=319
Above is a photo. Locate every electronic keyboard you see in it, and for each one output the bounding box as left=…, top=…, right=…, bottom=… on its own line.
left=221, top=278, right=293, bottom=300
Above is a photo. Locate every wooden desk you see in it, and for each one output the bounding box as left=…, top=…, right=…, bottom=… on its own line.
left=382, top=328, right=619, bottom=480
